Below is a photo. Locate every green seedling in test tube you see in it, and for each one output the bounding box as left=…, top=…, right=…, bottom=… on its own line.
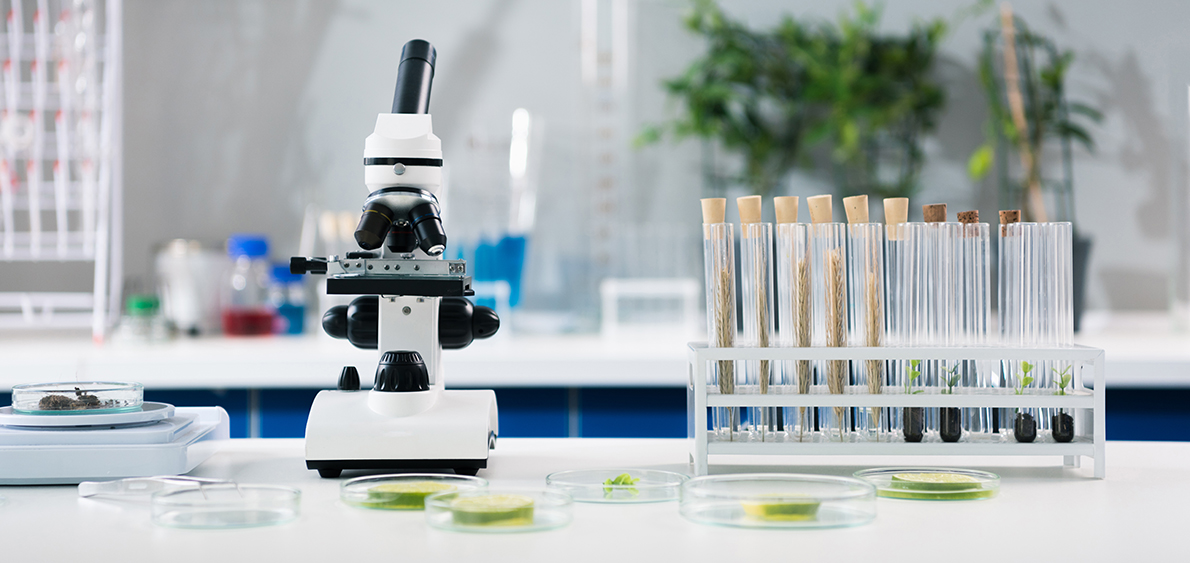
left=1053, top=366, right=1072, bottom=395
left=1014, top=362, right=1035, bottom=395
left=905, top=360, right=923, bottom=395
left=943, top=365, right=961, bottom=395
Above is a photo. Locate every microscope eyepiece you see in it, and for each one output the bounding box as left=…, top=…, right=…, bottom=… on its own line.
left=392, top=39, right=436, bottom=114
left=355, top=201, right=394, bottom=250
left=409, top=201, right=447, bottom=256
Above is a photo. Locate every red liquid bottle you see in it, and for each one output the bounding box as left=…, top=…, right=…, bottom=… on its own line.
left=222, top=235, right=276, bottom=336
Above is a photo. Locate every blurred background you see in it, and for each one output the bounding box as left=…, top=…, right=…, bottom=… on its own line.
left=2, top=0, right=1189, bottom=440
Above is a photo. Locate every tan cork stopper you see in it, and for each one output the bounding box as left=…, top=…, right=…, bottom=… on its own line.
left=737, top=195, right=762, bottom=224
left=774, top=196, right=799, bottom=224
left=807, top=194, right=833, bottom=224
left=701, top=198, right=726, bottom=224
left=999, top=209, right=1021, bottom=236
left=957, top=210, right=979, bottom=224
left=843, top=195, right=869, bottom=224
left=883, top=197, right=909, bottom=241
left=923, top=203, right=947, bottom=223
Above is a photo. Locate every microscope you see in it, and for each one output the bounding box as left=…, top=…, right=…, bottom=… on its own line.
left=291, top=39, right=500, bottom=478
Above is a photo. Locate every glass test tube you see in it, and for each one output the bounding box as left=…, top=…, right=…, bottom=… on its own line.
left=893, top=223, right=929, bottom=442
left=739, top=222, right=775, bottom=442
left=928, top=222, right=962, bottom=441
left=703, top=222, right=737, bottom=441
left=1004, top=222, right=1042, bottom=442
left=777, top=222, right=813, bottom=442
left=961, top=222, right=994, bottom=440
left=811, top=223, right=848, bottom=441
left=847, top=223, right=885, bottom=441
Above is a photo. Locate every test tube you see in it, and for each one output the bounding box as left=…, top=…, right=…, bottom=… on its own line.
left=894, top=221, right=929, bottom=442
left=775, top=196, right=812, bottom=442
left=808, top=195, right=849, bottom=442
left=958, top=212, right=994, bottom=441
left=737, top=196, right=774, bottom=442
left=844, top=196, right=885, bottom=441
left=701, top=199, right=738, bottom=441
left=997, top=210, right=1021, bottom=439
left=882, top=199, right=908, bottom=437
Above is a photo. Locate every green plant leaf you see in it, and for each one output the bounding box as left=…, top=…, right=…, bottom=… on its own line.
left=968, top=143, right=994, bottom=179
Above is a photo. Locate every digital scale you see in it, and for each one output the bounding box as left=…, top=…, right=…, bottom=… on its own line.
left=0, top=401, right=229, bottom=485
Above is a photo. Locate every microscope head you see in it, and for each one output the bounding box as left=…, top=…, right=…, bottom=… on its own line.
left=355, top=40, right=447, bottom=256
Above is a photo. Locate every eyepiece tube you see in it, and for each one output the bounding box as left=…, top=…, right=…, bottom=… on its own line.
left=391, top=39, right=436, bottom=114
left=409, top=201, right=447, bottom=256
left=354, top=201, right=394, bottom=250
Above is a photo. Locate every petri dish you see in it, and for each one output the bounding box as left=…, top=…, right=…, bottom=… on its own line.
left=546, top=468, right=688, bottom=503
left=680, top=473, right=877, bottom=529
left=340, top=474, right=488, bottom=510
left=854, top=467, right=1000, bottom=501
left=425, top=489, right=573, bottom=533
left=151, top=484, right=300, bottom=529
left=11, top=382, right=144, bottom=415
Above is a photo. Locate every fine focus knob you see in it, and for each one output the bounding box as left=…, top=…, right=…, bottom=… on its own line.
left=338, top=366, right=361, bottom=391
left=439, top=298, right=500, bottom=349
left=374, top=350, right=430, bottom=392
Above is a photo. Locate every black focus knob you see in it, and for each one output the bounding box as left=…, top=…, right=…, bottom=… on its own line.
left=472, top=305, right=500, bottom=340
left=322, top=305, right=349, bottom=339
left=338, top=366, right=360, bottom=391
left=374, top=351, right=430, bottom=392
left=439, top=298, right=500, bottom=349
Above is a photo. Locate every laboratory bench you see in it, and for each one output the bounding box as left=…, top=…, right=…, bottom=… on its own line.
left=1, top=311, right=1189, bottom=440
left=0, top=438, right=1185, bottom=561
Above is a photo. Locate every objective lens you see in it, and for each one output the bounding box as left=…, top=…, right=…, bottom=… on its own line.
left=355, top=201, right=394, bottom=250
left=409, top=201, right=447, bottom=256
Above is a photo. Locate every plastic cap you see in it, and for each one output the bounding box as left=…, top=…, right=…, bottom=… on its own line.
left=272, top=264, right=302, bottom=284
left=227, top=234, right=269, bottom=258
left=126, top=294, right=160, bottom=317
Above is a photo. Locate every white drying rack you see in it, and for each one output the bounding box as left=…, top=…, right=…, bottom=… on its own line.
left=0, top=0, right=124, bottom=339
left=686, top=343, right=1106, bottom=478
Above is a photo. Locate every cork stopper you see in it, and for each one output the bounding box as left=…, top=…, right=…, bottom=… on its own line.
left=883, top=198, right=908, bottom=225
left=923, top=203, right=947, bottom=223
left=957, top=210, right=979, bottom=224
left=807, top=194, right=833, bottom=224
left=843, top=195, right=869, bottom=224
left=701, top=198, right=726, bottom=224
left=737, top=195, right=762, bottom=224
left=774, top=196, right=799, bottom=224
left=999, top=209, right=1021, bottom=236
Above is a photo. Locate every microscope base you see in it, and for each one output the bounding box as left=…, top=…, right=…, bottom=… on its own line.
left=304, top=389, right=498, bottom=478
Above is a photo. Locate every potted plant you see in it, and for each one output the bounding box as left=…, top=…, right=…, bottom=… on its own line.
left=1012, top=361, right=1036, bottom=443
left=967, top=5, right=1101, bottom=330
left=640, top=1, right=948, bottom=199
left=1052, top=365, right=1074, bottom=442
left=903, top=359, right=924, bottom=442
left=939, top=364, right=962, bottom=442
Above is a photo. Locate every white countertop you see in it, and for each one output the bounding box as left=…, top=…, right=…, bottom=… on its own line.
left=1, top=311, right=1188, bottom=390
left=0, top=438, right=1184, bottom=561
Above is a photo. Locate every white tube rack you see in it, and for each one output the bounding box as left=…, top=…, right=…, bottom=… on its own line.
left=687, top=343, right=1106, bottom=478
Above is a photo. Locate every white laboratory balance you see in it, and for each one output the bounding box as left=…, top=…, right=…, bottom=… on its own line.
left=0, top=382, right=229, bottom=485
left=291, top=39, right=500, bottom=478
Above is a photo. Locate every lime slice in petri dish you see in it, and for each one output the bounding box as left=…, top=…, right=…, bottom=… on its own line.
left=364, top=481, right=457, bottom=510
left=890, top=472, right=981, bottom=491
left=450, top=494, right=535, bottom=526
left=740, top=494, right=821, bottom=522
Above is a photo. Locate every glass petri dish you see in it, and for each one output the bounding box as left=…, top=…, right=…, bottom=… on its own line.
left=854, top=467, right=1001, bottom=501
left=340, top=474, right=488, bottom=510
left=11, top=382, right=144, bottom=415
left=425, top=489, right=573, bottom=533
left=680, top=473, right=877, bottom=529
left=546, top=469, right=688, bottom=503
left=151, top=484, right=300, bottom=529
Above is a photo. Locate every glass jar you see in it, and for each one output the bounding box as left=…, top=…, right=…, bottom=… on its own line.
left=221, top=234, right=275, bottom=336
left=270, top=265, right=306, bottom=335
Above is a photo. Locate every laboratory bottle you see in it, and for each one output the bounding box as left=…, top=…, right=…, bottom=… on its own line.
left=270, top=264, right=306, bottom=335
left=222, top=234, right=275, bottom=336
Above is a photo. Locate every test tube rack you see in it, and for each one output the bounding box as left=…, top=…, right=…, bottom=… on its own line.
left=686, top=343, right=1105, bottom=478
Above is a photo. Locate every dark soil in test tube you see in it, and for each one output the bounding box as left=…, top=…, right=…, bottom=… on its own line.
left=1052, top=412, right=1074, bottom=443
left=939, top=407, right=962, bottom=442
left=1013, top=412, right=1037, bottom=443
left=903, top=407, right=924, bottom=442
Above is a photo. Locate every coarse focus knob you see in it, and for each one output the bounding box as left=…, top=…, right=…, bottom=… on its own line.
left=374, top=351, right=430, bottom=392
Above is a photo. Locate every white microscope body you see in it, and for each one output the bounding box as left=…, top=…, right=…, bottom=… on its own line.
left=297, top=40, right=499, bottom=478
